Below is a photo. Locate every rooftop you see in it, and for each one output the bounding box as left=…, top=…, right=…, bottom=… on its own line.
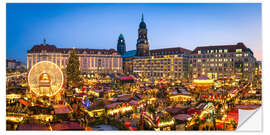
left=192, top=42, right=253, bottom=54
left=28, top=44, right=119, bottom=55
left=150, top=47, right=192, bottom=55
left=122, top=50, right=136, bottom=58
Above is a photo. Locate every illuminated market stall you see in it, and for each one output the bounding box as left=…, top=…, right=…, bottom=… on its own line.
left=169, top=94, right=194, bottom=103
left=106, top=102, right=134, bottom=116
left=192, top=74, right=214, bottom=91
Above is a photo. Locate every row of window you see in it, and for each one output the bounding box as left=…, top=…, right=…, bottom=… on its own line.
left=197, top=49, right=243, bottom=54
left=137, top=72, right=184, bottom=77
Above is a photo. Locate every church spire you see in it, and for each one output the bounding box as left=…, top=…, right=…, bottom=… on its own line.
left=136, top=13, right=149, bottom=56
left=141, top=12, right=144, bottom=22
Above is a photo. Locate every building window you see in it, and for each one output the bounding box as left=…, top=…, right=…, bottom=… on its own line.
left=236, top=49, right=242, bottom=53
left=236, top=54, right=243, bottom=57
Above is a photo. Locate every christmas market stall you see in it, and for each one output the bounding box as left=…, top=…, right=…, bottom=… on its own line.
left=51, top=121, right=84, bottom=130
left=53, top=104, right=73, bottom=122
left=192, top=74, right=214, bottom=91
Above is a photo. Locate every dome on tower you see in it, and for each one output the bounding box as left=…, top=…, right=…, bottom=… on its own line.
left=119, top=33, right=124, bottom=39
left=139, top=21, right=146, bottom=29
left=139, top=13, right=146, bottom=29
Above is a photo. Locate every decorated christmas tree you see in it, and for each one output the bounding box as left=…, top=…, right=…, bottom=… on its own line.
left=66, top=49, right=82, bottom=88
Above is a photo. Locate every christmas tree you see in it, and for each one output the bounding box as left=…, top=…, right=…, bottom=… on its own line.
left=66, top=49, right=82, bottom=88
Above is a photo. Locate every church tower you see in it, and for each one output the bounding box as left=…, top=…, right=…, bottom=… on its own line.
left=136, top=13, right=150, bottom=56
left=117, top=33, right=126, bottom=55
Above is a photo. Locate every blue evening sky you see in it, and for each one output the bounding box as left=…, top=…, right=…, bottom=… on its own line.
left=6, top=3, right=262, bottom=63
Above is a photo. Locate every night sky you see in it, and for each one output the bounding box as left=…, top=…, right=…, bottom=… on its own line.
left=6, top=3, right=262, bottom=63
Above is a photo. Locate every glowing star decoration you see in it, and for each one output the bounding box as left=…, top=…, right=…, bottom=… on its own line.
left=28, top=61, right=64, bottom=97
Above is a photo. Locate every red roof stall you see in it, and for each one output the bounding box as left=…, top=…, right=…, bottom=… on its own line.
left=18, top=99, right=31, bottom=106
left=17, top=123, right=49, bottom=130
left=119, top=76, right=134, bottom=84
left=187, top=108, right=201, bottom=115
left=51, top=121, right=84, bottom=130
left=53, top=105, right=72, bottom=114
left=174, top=114, right=192, bottom=121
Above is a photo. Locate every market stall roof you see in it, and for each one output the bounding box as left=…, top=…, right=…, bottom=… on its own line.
left=106, top=102, right=122, bottom=109
left=18, top=99, right=30, bottom=106
left=104, top=89, right=116, bottom=93
left=174, top=114, right=191, bottom=121
left=129, top=100, right=138, bottom=105
left=187, top=108, right=201, bottom=115
left=94, top=89, right=104, bottom=93
left=198, top=74, right=210, bottom=80
left=117, top=94, right=132, bottom=102
left=51, top=121, right=84, bottom=130
left=72, top=84, right=79, bottom=87
left=234, top=105, right=261, bottom=110
left=17, top=123, right=49, bottom=130
left=125, top=122, right=132, bottom=127
left=193, top=74, right=214, bottom=84
left=107, top=98, right=118, bottom=102
left=119, top=76, right=134, bottom=81
left=53, top=105, right=72, bottom=114
left=118, top=96, right=132, bottom=102
left=134, top=94, right=143, bottom=100
left=166, top=107, right=186, bottom=114
left=195, top=103, right=207, bottom=110
left=76, top=93, right=88, bottom=97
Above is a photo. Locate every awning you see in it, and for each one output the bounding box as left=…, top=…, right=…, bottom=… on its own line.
left=120, top=76, right=134, bottom=81
left=18, top=99, right=30, bottom=106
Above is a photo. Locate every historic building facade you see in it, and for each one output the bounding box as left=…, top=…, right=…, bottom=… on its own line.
left=123, top=14, right=257, bottom=82
left=27, top=43, right=122, bottom=74
left=122, top=50, right=136, bottom=74
left=117, top=33, right=126, bottom=56
left=189, top=42, right=257, bottom=80
left=6, top=59, right=26, bottom=71
left=133, top=47, right=192, bottom=79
